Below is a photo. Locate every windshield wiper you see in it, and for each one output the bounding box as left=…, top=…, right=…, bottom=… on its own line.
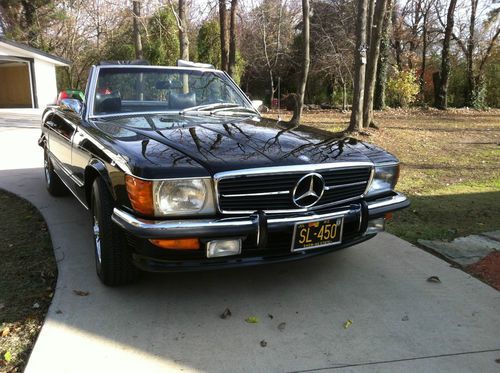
left=180, top=102, right=239, bottom=115
left=210, top=106, right=258, bottom=115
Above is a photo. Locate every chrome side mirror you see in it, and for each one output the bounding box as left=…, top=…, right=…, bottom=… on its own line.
left=60, top=98, right=83, bottom=115
left=251, top=100, right=263, bottom=112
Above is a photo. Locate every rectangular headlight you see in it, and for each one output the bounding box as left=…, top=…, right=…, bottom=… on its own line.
left=366, top=164, right=400, bottom=197
left=153, top=178, right=215, bottom=216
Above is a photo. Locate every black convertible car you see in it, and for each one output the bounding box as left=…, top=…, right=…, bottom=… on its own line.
left=39, top=61, right=409, bottom=286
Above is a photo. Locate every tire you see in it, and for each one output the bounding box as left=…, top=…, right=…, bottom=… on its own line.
left=44, top=148, right=68, bottom=196
left=91, top=177, right=139, bottom=286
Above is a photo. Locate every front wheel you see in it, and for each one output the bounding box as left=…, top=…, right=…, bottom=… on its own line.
left=91, top=178, right=139, bottom=286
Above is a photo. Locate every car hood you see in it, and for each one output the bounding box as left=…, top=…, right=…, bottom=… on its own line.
left=91, top=114, right=397, bottom=177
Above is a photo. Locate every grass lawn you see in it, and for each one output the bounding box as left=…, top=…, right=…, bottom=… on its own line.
left=0, top=190, right=56, bottom=372
left=267, top=108, right=500, bottom=244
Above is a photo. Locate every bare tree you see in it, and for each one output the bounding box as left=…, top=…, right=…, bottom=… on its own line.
left=132, top=1, right=143, bottom=60
left=452, top=0, right=499, bottom=107
left=178, top=0, right=189, bottom=61
left=418, top=0, right=434, bottom=97
left=374, top=0, right=393, bottom=110
left=168, top=0, right=189, bottom=61
left=434, top=0, right=457, bottom=109
left=219, top=0, right=229, bottom=71
left=289, top=0, right=310, bottom=125
left=348, top=0, right=369, bottom=132
left=363, top=0, right=390, bottom=128
left=228, top=0, right=238, bottom=77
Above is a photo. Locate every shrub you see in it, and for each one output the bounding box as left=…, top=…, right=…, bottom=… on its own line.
left=387, top=69, right=420, bottom=107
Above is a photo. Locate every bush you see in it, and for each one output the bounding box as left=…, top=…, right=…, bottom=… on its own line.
left=387, top=69, right=420, bottom=107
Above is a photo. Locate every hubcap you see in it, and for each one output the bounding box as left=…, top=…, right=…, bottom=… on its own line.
left=93, top=217, right=102, bottom=264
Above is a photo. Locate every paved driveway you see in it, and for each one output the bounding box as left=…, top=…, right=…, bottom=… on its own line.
left=0, top=110, right=499, bottom=372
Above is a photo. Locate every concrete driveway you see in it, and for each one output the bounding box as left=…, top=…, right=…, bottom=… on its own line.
left=0, top=110, right=499, bottom=372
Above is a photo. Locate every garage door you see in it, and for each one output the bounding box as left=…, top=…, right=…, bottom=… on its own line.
left=0, top=59, right=33, bottom=108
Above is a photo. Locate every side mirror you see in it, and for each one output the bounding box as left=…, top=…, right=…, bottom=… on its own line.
left=251, top=100, right=263, bottom=112
left=60, top=98, right=83, bottom=115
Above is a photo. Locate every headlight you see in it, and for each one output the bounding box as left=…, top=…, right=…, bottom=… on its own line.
left=153, top=178, right=215, bottom=216
left=366, top=164, right=400, bottom=197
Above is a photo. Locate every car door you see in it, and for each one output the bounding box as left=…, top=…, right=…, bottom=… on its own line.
left=46, top=112, right=76, bottom=186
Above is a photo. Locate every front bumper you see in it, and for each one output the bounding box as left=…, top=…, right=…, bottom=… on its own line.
left=112, top=192, right=409, bottom=272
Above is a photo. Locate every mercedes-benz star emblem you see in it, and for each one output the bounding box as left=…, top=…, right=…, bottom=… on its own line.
left=292, top=173, right=325, bottom=208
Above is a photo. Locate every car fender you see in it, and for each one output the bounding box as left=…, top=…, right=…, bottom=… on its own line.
left=85, top=158, right=115, bottom=206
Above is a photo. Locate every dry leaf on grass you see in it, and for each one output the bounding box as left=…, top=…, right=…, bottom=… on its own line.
left=1, top=327, right=10, bottom=337
left=220, top=308, right=232, bottom=319
left=426, top=276, right=441, bottom=283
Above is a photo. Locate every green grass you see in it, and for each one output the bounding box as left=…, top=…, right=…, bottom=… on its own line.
left=0, top=190, right=56, bottom=372
left=387, top=180, right=500, bottom=243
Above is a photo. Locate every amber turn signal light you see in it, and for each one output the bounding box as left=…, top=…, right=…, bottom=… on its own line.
left=125, top=175, right=154, bottom=216
left=149, top=238, right=200, bottom=250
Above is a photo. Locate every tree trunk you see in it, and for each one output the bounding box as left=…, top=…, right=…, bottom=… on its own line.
left=289, top=0, right=310, bottom=125
left=228, top=0, right=238, bottom=77
left=348, top=0, right=369, bottom=132
left=419, top=10, right=428, bottom=99
left=435, top=0, right=457, bottom=109
left=179, top=0, right=190, bottom=61
left=219, top=0, right=229, bottom=71
left=465, top=0, right=478, bottom=107
left=362, top=0, right=389, bottom=129
left=374, top=0, right=392, bottom=110
left=132, top=1, right=144, bottom=60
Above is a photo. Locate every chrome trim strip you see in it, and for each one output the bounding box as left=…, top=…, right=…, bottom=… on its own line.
left=112, top=207, right=351, bottom=231
left=113, top=208, right=255, bottom=230
left=112, top=193, right=408, bottom=233
left=214, top=162, right=374, bottom=215
left=214, top=162, right=374, bottom=180
left=221, top=190, right=290, bottom=198
left=126, top=174, right=212, bottom=182
left=324, top=181, right=367, bottom=191
left=366, top=193, right=408, bottom=210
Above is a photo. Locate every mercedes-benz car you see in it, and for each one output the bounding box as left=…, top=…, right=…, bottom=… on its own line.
left=39, top=60, right=409, bottom=286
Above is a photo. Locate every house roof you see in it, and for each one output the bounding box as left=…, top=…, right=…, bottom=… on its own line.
left=0, top=37, right=70, bottom=66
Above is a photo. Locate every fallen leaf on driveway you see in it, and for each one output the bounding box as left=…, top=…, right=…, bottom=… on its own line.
left=343, top=320, right=353, bottom=329
left=73, top=290, right=90, bottom=296
left=268, top=314, right=274, bottom=319
left=260, top=340, right=267, bottom=347
left=402, top=315, right=409, bottom=321
left=1, top=327, right=10, bottom=337
left=278, top=322, right=286, bottom=332
left=245, top=316, right=259, bottom=324
left=220, top=308, right=232, bottom=319
left=426, top=276, right=441, bottom=283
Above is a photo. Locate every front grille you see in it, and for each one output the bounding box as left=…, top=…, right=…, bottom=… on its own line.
left=217, top=166, right=372, bottom=213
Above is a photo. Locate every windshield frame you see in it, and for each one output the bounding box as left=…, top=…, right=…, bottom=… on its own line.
left=86, top=65, right=258, bottom=120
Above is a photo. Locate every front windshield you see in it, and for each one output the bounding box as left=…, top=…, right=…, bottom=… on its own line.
left=92, top=67, right=252, bottom=116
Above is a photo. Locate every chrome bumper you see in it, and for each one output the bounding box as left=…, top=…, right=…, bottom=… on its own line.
left=112, top=192, right=409, bottom=239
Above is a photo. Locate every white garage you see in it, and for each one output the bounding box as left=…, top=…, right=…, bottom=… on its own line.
left=0, top=37, right=69, bottom=109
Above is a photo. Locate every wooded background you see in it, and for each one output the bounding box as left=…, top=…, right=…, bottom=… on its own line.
left=0, top=0, right=498, bottom=128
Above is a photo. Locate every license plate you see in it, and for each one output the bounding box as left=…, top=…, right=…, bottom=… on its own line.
left=291, top=217, right=343, bottom=252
